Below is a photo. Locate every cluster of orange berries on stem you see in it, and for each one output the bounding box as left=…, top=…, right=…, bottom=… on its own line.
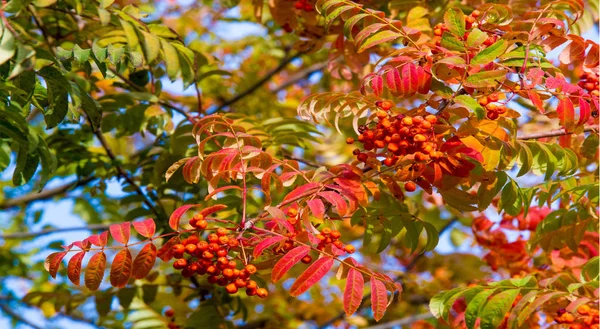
left=346, top=100, right=440, bottom=191
left=578, top=72, right=600, bottom=97
left=316, top=227, right=355, bottom=254
left=477, top=93, right=507, bottom=120
left=555, top=305, right=599, bottom=329
left=172, top=214, right=268, bottom=298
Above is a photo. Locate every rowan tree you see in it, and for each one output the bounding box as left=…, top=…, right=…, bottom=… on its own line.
left=0, top=0, right=598, bottom=328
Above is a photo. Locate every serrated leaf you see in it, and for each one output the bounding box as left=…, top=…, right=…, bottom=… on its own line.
left=160, top=40, right=180, bottom=81
left=85, top=252, right=106, bottom=291
left=272, top=245, right=311, bottom=282
left=444, top=7, right=465, bottom=36
left=371, top=278, right=388, bottom=321
left=358, top=30, right=401, bottom=53
left=169, top=204, right=200, bottom=231
left=515, top=291, right=565, bottom=327
left=464, top=70, right=507, bottom=88
left=253, top=236, right=284, bottom=258
left=465, top=289, right=497, bottom=329
left=110, top=222, right=131, bottom=245
left=89, top=231, right=109, bottom=247
left=110, top=248, right=133, bottom=288
left=67, top=251, right=86, bottom=285
left=480, top=289, right=520, bottom=329
left=467, top=28, right=488, bottom=47
left=290, top=256, right=334, bottom=296
left=343, top=268, right=364, bottom=316
left=471, top=40, right=508, bottom=65
left=132, top=243, right=157, bottom=280
left=45, top=251, right=68, bottom=278
left=132, top=218, right=155, bottom=238
left=455, top=95, right=486, bottom=119
left=157, top=236, right=180, bottom=261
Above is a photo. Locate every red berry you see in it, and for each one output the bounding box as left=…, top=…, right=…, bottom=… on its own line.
left=404, top=182, right=417, bottom=192
left=245, top=264, right=257, bottom=274
left=301, top=255, right=313, bottom=264
left=164, top=309, right=175, bottom=317
left=256, top=288, right=268, bottom=298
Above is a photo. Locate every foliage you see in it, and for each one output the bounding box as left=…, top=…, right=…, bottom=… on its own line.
left=0, top=0, right=597, bottom=328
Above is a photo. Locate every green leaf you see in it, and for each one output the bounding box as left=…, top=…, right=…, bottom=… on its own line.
left=467, top=28, right=488, bottom=47
left=95, top=291, right=113, bottom=317
left=38, top=66, right=71, bottom=128
left=197, top=69, right=232, bottom=82
left=117, top=287, right=137, bottom=310
left=92, top=43, right=108, bottom=62
left=139, top=31, right=160, bottom=64
left=499, top=179, right=522, bottom=216
left=454, top=95, right=486, bottom=120
left=515, top=291, right=565, bottom=328
left=464, top=70, right=507, bottom=88
left=160, top=40, right=180, bottom=81
left=422, top=221, right=439, bottom=252
left=148, top=24, right=178, bottom=39
left=440, top=187, right=478, bottom=211
left=0, top=21, right=16, bottom=65
left=186, top=304, right=225, bottom=328
left=581, top=257, right=599, bottom=282
left=480, top=289, right=520, bottom=329
left=471, top=39, right=508, bottom=65
left=56, top=47, right=73, bottom=61
left=32, top=0, right=58, bottom=7
left=465, top=289, right=497, bottom=329
left=34, top=133, right=56, bottom=190
left=429, top=287, right=465, bottom=320
left=441, top=32, right=466, bottom=51
left=121, top=19, right=140, bottom=49
left=357, top=30, right=401, bottom=53
left=73, top=45, right=91, bottom=64
left=444, top=7, right=466, bottom=36
left=141, top=284, right=158, bottom=304
left=81, top=90, right=102, bottom=131
left=376, top=219, right=393, bottom=253
left=12, top=144, right=39, bottom=186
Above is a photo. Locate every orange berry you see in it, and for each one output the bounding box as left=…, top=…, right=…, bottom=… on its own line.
left=333, top=240, right=344, bottom=248
left=202, top=251, right=214, bottom=259
left=471, top=10, right=480, bottom=17
left=195, top=219, right=208, bottom=230
left=172, top=244, right=185, bottom=254
left=301, top=255, right=313, bottom=264
left=218, top=236, right=229, bottom=245
left=316, top=234, right=326, bottom=241
left=413, top=134, right=427, bottom=142
left=330, top=230, right=341, bottom=239
left=344, top=245, right=355, bottom=254
left=228, top=238, right=239, bottom=248
left=256, top=288, right=268, bottom=298
left=478, top=97, right=489, bottom=106
left=225, top=283, right=238, bottom=294
left=578, top=305, right=591, bottom=315
left=321, top=227, right=332, bottom=236
left=222, top=268, right=234, bottom=278
left=234, top=278, right=247, bottom=288
left=425, top=114, right=437, bottom=124
left=208, top=233, right=219, bottom=243
left=173, top=258, right=187, bottom=269
left=488, top=93, right=500, bottom=102
left=245, top=264, right=257, bottom=274
left=404, top=182, right=417, bottom=192
left=420, top=121, right=432, bottom=129
left=402, top=117, right=414, bottom=126
left=346, top=137, right=355, bottom=144
left=434, top=28, right=443, bottom=36
left=379, top=100, right=394, bottom=111
left=246, top=280, right=257, bottom=289
left=185, top=244, right=197, bottom=254
left=376, top=110, right=388, bottom=119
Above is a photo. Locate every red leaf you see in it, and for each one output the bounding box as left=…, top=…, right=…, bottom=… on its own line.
left=132, top=243, right=157, bottom=279
left=385, top=67, right=401, bottom=94
left=110, top=222, right=131, bottom=245
left=528, top=91, right=544, bottom=113
left=401, top=62, right=418, bottom=96
left=85, top=252, right=106, bottom=291
left=44, top=251, right=68, bottom=279
left=205, top=185, right=242, bottom=200
left=318, top=191, right=348, bottom=216
left=110, top=249, right=133, bottom=288
left=307, top=199, right=325, bottom=220
left=371, top=75, right=383, bottom=96
left=198, top=204, right=228, bottom=218
left=289, top=256, right=334, bottom=297
left=371, top=278, right=388, bottom=321
left=283, top=182, right=322, bottom=203
left=271, top=245, right=311, bottom=282
left=169, top=204, right=201, bottom=231
left=88, top=231, right=108, bottom=247
left=157, top=236, right=181, bottom=261
left=132, top=218, right=156, bottom=239
left=557, top=97, right=575, bottom=129
left=67, top=251, right=86, bottom=285
left=253, top=236, right=284, bottom=258
left=343, top=268, right=365, bottom=316
left=578, top=98, right=591, bottom=126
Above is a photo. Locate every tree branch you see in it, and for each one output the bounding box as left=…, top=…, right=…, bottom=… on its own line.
left=270, top=61, right=328, bottom=94
left=517, top=125, right=597, bottom=140
left=0, top=177, right=97, bottom=210
left=0, top=303, right=45, bottom=329
left=214, top=51, right=306, bottom=112
left=317, top=218, right=458, bottom=329
left=0, top=224, right=110, bottom=240
left=92, top=127, right=162, bottom=220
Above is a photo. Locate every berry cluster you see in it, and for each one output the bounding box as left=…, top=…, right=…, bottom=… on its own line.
left=477, top=93, right=507, bottom=120
left=292, top=0, right=314, bottom=11
left=578, top=72, right=600, bottom=96
left=347, top=100, right=440, bottom=167
left=164, top=309, right=180, bottom=329
left=172, top=214, right=268, bottom=298
left=433, top=10, right=497, bottom=47
left=555, top=305, right=600, bottom=329
left=315, top=227, right=355, bottom=254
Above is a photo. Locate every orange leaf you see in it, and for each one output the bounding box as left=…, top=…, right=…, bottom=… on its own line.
left=157, top=236, right=181, bottom=261
left=306, top=199, right=325, bottom=220
left=289, top=256, right=334, bottom=297
left=132, top=243, right=157, bottom=280
left=85, top=252, right=106, bottom=291
left=110, top=249, right=133, bottom=288
left=45, top=251, right=68, bottom=279
left=557, top=97, right=575, bottom=130
left=272, top=245, right=311, bottom=282
left=169, top=204, right=201, bottom=231
left=528, top=91, right=544, bottom=113
left=88, top=231, right=108, bottom=247
left=371, top=278, right=388, bottom=321
left=132, top=218, right=156, bottom=239
left=67, top=251, right=86, bottom=285
left=109, top=222, right=131, bottom=245
left=343, top=268, right=364, bottom=316
left=253, top=236, right=284, bottom=258
left=283, top=182, right=322, bottom=203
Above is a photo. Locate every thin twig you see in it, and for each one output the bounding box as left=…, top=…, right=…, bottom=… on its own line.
left=271, top=62, right=328, bottom=94
left=0, top=224, right=110, bottom=240
left=435, top=89, right=467, bottom=116
left=0, top=303, right=45, bottom=329
left=517, top=125, right=597, bottom=140
left=92, top=126, right=162, bottom=220
left=213, top=51, right=306, bottom=112
left=0, top=177, right=97, bottom=210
